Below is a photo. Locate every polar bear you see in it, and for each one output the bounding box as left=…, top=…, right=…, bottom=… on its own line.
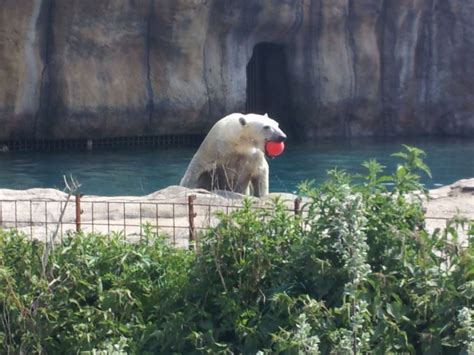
left=180, top=113, right=287, bottom=197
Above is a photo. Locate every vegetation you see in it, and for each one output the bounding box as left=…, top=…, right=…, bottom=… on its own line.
left=1, top=146, right=473, bottom=354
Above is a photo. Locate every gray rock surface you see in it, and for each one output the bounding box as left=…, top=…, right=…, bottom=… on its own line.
left=0, top=185, right=302, bottom=247
left=1, top=0, right=474, bottom=140
left=425, top=178, right=474, bottom=243
left=0, top=179, right=472, bottom=247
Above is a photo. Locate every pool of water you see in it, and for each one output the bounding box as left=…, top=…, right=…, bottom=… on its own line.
left=0, top=137, right=472, bottom=196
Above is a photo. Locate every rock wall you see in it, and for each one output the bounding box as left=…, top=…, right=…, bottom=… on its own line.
left=1, top=179, right=473, bottom=245
left=1, top=0, right=473, bottom=140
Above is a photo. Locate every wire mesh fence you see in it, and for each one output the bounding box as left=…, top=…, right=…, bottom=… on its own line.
left=0, top=195, right=470, bottom=249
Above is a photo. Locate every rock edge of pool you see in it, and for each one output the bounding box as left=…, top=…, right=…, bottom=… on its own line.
left=0, top=178, right=472, bottom=247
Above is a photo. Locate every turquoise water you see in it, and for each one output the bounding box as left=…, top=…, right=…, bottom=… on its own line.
left=0, top=137, right=472, bottom=196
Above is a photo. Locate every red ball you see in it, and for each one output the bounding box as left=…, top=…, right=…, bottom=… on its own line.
left=265, top=141, right=285, bottom=157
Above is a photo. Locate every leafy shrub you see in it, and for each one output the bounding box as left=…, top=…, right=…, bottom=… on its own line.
left=1, top=146, right=473, bottom=353
left=0, top=229, right=194, bottom=353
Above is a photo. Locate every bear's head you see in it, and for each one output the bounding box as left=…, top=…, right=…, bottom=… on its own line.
left=238, top=113, right=287, bottom=157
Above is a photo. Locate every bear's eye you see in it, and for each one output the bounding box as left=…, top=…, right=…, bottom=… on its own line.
left=263, top=125, right=271, bottom=130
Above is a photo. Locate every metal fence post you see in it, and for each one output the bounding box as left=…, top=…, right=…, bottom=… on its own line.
left=75, top=194, right=82, bottom=232
left=188, top=195, right=197, bottom=250
left=294, top=197, right=302, bottom=217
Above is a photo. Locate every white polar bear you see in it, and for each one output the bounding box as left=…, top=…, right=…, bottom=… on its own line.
left=180, top=113, right=287, bottom=197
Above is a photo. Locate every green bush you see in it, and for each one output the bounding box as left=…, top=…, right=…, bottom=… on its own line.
left=1, top=146, right=473, bottom=354
left=0, top=229, right=194, bottom=353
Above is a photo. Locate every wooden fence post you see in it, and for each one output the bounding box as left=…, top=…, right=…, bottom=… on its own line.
left=75, top=194, right=82, bottom=232
left=188, top=195, right=197, bottom=250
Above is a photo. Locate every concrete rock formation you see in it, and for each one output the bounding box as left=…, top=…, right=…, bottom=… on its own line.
left=1, top=0, right=473, bottom=140
left=0, top=185, right=302, bottom=247
left=0, top=179, right=473, bottom=247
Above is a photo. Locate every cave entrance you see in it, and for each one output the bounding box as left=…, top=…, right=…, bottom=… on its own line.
left=246, top=43, right=293, bottom=136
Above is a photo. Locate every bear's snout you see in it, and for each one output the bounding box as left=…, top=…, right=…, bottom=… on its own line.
left=278, top=134, right=287, bottom=142
left=272, top=133, right=287, bottom=143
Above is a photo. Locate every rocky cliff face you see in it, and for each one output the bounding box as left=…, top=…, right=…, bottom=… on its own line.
left=1, top=0, right=473, bottom=140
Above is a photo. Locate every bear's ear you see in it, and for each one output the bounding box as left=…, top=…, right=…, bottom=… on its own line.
left=264, top=113, right=268, bottom=117
left=239, top=116, right=247, bottom=126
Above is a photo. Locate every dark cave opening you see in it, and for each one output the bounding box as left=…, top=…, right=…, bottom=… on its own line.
left=246, top=43, right=294, bottom=138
